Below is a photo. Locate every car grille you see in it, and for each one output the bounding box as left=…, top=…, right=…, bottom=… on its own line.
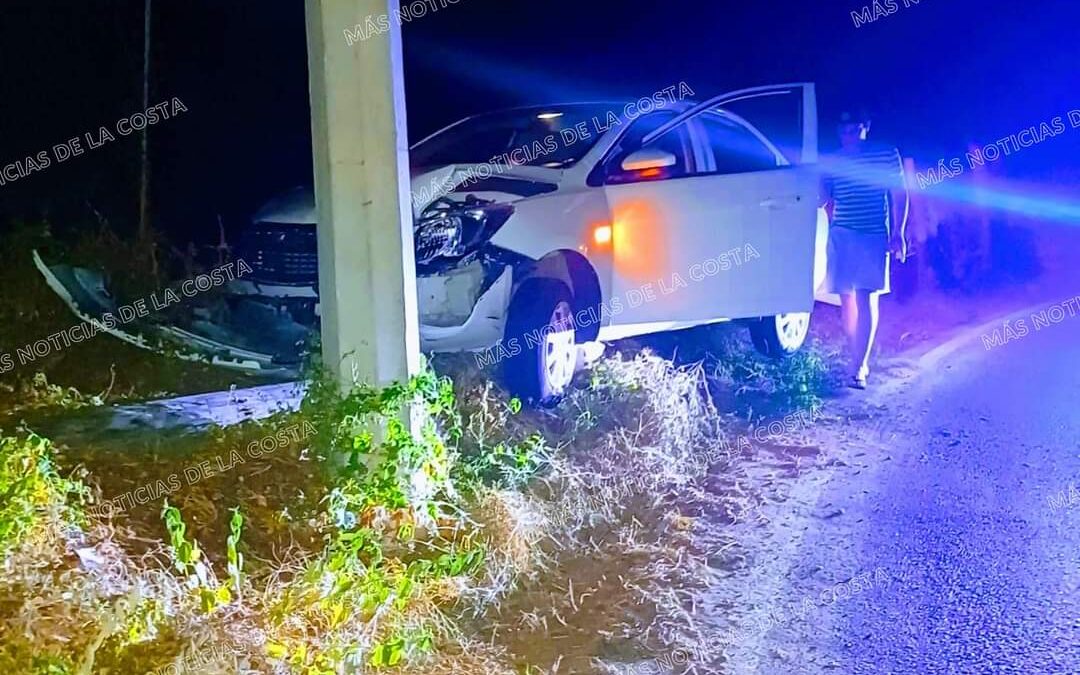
left=239, top=223, right=318, bottom=285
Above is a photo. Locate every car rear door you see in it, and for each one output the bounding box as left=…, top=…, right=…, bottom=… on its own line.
left=601, top=84, right=819, bottom=333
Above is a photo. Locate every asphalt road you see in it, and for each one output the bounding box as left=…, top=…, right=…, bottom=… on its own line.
left=749, top=307, right=1080, bottom=674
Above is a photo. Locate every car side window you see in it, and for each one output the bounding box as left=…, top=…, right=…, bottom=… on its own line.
left=602, top=111, right=693, bottom=184
left=699, top=114, right=780, bottom=175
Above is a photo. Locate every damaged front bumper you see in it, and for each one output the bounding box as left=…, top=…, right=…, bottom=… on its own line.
left=229, top=249, right=517, bottom=353
left=32, top=250, right=303, bottom=378
left=418, top=260, right=512, bottom=353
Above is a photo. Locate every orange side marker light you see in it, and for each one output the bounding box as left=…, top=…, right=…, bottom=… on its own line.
left=593, top=224, right=613, bottom=245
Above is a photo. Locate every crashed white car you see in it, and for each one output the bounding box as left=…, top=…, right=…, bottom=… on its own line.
left=236, top=84, right=829, bottom=400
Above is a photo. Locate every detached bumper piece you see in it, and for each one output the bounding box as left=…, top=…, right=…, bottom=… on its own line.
left=33, top=250, right=304, bottom=378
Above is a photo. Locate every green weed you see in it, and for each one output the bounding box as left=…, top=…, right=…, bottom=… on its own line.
left=0, top=432, right=88, bottom=558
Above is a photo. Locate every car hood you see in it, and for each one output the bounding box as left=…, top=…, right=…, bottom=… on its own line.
left=253, top=165, right=563, bottom=226
left=411, top=163, right=561, bottom=212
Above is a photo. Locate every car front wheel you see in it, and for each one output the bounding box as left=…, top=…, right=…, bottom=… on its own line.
left=749, top=311, right=811, bottom=358
left=502, top=279, right=577, bottom=404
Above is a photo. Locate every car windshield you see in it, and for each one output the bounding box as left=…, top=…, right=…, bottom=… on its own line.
left=411, top=105, right=615, bottom=170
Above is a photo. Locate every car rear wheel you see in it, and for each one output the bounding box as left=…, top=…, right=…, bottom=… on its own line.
left=749, top=311, right=811, bottom=358
left=502, top=279, right=577, bottom=404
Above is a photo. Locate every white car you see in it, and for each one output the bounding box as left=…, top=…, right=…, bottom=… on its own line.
left=237, top=84, right=829, bottom=401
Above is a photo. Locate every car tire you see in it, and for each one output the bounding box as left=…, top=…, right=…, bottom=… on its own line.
left=749, top=311, right=811, bottom=359
left=502, top=279, right=577, bottom=404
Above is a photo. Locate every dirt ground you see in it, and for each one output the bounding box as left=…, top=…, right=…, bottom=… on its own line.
left=702, top=225, right=1080, bottom=674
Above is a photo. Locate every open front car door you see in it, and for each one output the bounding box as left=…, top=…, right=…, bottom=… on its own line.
left=600, top=83, right=820, bottom=337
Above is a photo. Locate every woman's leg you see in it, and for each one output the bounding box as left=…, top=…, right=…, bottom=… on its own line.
left=853, top=290, right=880, bottom=379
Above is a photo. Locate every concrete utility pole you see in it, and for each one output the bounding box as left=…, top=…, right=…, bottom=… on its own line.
left=304, top=0, right=422, bottom=388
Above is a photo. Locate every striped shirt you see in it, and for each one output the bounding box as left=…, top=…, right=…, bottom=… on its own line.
left=825, top=143, right=904, bottom=235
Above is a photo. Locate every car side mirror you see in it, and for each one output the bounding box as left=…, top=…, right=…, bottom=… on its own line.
left=620, top=147, right=677, bottom=172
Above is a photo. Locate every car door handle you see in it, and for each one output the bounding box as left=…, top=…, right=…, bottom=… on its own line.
left=760, top=195, right=802, bottom=209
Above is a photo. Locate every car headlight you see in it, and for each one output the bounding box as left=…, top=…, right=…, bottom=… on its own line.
left=415, top=197, right=514, bottom=265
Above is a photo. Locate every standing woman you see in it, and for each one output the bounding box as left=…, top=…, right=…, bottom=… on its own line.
left=822, top=111, right=910, bottom=389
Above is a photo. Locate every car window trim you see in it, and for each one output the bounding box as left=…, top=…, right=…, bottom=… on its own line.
left=640, top=83, right=818, bottom=165
left=642, top=84, right=809, bottom=147
left=697, top=110, right=787, bottom=175
left=590, top=111, right=697, bottom=186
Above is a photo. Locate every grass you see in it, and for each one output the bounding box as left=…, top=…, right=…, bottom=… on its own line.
left=1, top=349, right=789, bottom=674
left=0, top=433, right=89, bottom=559
left=616, top=322, right=841, bottom=420
left=434, top=352, right=766, bottom=673
left=0, top=365, right=551, bottom=674
left=708, top=334, right=840, bottom=415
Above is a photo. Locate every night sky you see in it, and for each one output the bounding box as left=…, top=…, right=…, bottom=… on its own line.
left=2, top=0, right=1077, bottom=244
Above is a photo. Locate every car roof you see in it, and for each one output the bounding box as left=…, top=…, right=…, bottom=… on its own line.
left=451, top=101, right=698, bottom=126
left=410, top=100, right=700, bottom=153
